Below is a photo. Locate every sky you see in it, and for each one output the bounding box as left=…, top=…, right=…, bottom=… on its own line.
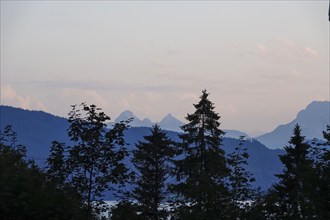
left=1, top=1, right=329, bottom=136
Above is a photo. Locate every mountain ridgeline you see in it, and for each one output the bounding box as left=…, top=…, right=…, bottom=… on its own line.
left=111, top=110, right=250, bottom=139
left=0, top=105, right=283, bottom=192
left=111, top=110, right=184, bottom=132
left=0, top=101, right=328, bottom=191
left=256, top=101, right=329, bottom=149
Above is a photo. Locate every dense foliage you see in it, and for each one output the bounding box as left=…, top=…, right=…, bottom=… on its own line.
left=132, top=125, right=176, bottom=219
left=0, top=125, right=83, bottom=220
left=170, top=90, right=232, bottom=219
left=227, top=136, right=257, bottom=219
left=47, top=103, right=132, bottom=219
left=268, top=124, right=316, bottom=219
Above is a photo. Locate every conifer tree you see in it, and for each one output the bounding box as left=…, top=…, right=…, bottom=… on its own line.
left=46, top=141, right=67, bottom=188
left=320, top=125, right=330, bottom=218
left=270, top=124, right=316, bottom=219
left=310, top=125, right=330, bottom=219
left=227, top=136, right=256, bottom=219
left=131, top=125, right=176, bottom=220
left=171, top=90, right=231, bottom=219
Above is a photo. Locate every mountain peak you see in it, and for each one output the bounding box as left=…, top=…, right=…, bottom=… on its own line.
left=114, top=110, right=138, bottom=123
left=162, top=113, right=174, bottom=120
left=159, top=113, right=184, bottom=132
left=295, top=101, right=329, bottom=125
left=256, top=100, right=330, bottom=149
left=121, top=110, right=134, bottom=117
left=141, top=118, right=153, bottom=127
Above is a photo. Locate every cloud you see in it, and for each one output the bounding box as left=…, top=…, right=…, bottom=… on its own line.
left=304, top=46, right=319, bottom=58
left=251, top=37, right=320, bottom=63
left=61, top=88, right=108, bottom=107
left=1, top=84, right=48, bottom=111
left=257, top=44, right=267, bottom=52
left=179, top=92, right=198, bottom=101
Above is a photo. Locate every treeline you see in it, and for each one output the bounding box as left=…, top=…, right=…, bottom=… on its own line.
left=0, top=90, right=329, bottom=220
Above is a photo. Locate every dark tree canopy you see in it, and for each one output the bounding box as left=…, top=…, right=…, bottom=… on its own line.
left=0, top=125, right=83, bottom=220
left=309, top=125, right=330, bottom=219
left=227, top=136, right=256, bottom=219
left=131, top=125, right=176, bottom=220
left=268, top=124, right=317, bottom=219
left=171, top=90, right=231, bottom=219
left=2, top=98, right=329, bottom=220
left=47, top=103, right=131, bottom=220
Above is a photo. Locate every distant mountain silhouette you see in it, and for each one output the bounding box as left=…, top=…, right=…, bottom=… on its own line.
left=113, top=110, right=148, bottom=127
left=112, top=110, right=252, bottom=136
left=158, top=113, right=184, bottom=132
left=141, top=118, right=153, bottom=127
left=256, top=101, right=330, bottom=149
left=0, top=105, right=284, bottom=198
left=0, top=105, right=71, bottom=163
left=223, top=129, right=249, bottom=139
left=111, top=110, right=184, bottom=132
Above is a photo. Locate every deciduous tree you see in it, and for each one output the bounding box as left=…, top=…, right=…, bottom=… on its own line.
left=47, top=103, right=131, bottom=220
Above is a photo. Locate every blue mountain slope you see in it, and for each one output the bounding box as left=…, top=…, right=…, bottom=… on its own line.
left=0, top=105, right=71, bottom=163
left=0, top=105, right=283, bottom=195
left=256, top=101, right=330, bottom=149
left=222, top=138, right=283, bottom=190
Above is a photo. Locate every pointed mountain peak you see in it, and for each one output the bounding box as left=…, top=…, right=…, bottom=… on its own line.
left=162, top=113, right=174, bottom=120
left=159, top=113, right=184, bottom=132
left=120, top=110, right=134, bottom=117
left=141, top=118, right=153, bottom=127
left=114, top=110, right=141, bottom=124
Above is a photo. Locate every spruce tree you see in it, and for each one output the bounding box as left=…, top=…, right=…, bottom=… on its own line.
left=271, top=124, right=316, bottom=219
left=171, top=90, right=230, bottom=219
left=310, top=125, right=330, bottom=219
left=320, top=125, right=330, bottom=218
left=131, top=125, right=176, bottom=220
left=227, top=136, right=256, bottom=219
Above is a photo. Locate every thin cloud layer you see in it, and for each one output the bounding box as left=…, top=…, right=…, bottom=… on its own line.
left=1, top=1, right=328, bottom=133
left=1, top=84, right=48, bottom=111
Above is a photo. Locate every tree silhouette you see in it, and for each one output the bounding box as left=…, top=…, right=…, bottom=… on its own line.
left=309, top=125, right=330, bottom=219
left=269, top=124, right=316, bottom=219
left=171, top=90, right=231, bottom=219
left=47, top=103, right=131, bottom=220
left=0, top=125, right=83, bottom=220
left=131, top=125, right=176, bottom=220
left=227, top=136, right=256, bottom=219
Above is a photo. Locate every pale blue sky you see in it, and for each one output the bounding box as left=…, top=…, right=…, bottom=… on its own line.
left=1, top=1, right=329, bottom=135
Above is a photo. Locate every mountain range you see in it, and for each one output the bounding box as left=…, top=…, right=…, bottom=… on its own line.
left=111, top=110, right=250, bottom=139
left=0, top=105, right=283, bottom=194
left=0, top=101, right=328, bottom=196
left=256, top=101, right=329, bottom=149
left=111, top=110, right=184, bottom=132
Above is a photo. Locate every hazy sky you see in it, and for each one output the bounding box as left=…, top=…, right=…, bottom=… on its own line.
left=1, top=1, right=329, bottom=135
